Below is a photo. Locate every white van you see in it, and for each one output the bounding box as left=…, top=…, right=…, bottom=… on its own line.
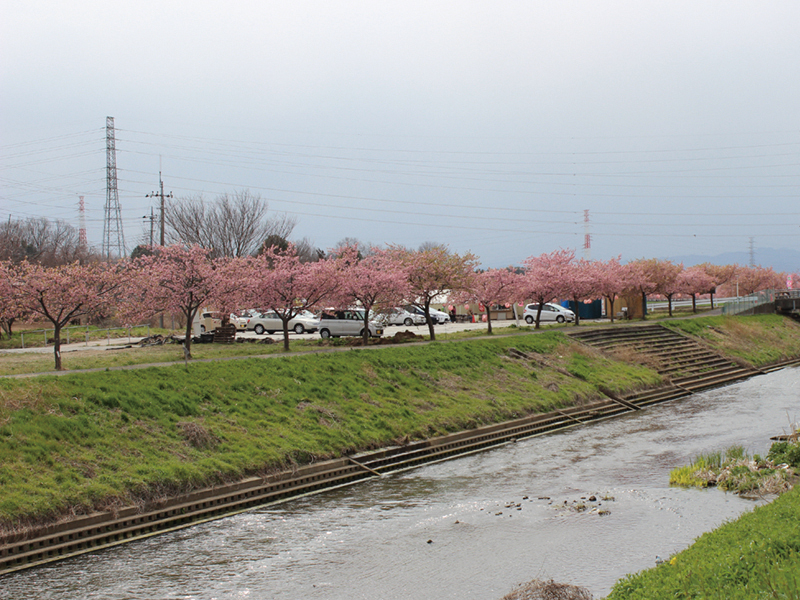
left=317, top=310, right=384, bottom=338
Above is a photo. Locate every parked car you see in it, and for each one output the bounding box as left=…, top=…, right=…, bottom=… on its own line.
left=196, top=311, right=222, bottom=333
left=523, top=303, right=575, bottom=324
left=230, top=309, right=258, bottom=331
left=247, top=310, right=321, bottom=335
left=316, top=309, right=384, bottom=338
left=405, top=305, right=449, bottom=325
left=379, top=307, right=426, bottom=327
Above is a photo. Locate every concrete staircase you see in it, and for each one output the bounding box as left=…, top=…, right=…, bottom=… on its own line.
left=568, top=324, right=759, bottom=404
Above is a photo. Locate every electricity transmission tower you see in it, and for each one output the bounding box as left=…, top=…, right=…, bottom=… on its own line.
left=102, top=116, right=126, bottom=259
left=78, top=195, right=88, bottom=249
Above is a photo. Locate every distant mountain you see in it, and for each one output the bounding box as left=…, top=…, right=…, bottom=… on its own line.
left=662, top=247, right=800, bottom=273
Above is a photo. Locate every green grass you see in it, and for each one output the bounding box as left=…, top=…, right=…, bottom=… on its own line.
left=663, top=314, right=800, bottom=367
left=0, top=325, right=159, bottom=350
left=607, top=484, right=800, bottom=599
left=0, top=338, right=311, bottom=376
left=0, top=332, right=662, bottom=529
left=669, top=446, right=760, bottom=491
left=0, top=321, right=573, bottom=377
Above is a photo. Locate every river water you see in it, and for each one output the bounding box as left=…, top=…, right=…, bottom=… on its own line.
left=3, top=367, right=798, bottom=600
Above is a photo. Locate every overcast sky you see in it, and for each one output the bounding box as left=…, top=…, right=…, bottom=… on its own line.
left=2, top=1, right=799, bottom=269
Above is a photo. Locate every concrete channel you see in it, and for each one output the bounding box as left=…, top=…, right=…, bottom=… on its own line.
left=2, top=324, right=799, bottom=576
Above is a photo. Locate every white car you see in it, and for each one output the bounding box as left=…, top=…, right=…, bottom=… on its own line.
left=247, top=310, right=321, bottom=335
left=523, top=303, right=575, bottom=324
left=380, top=308, right=426, bottom=327
left=316, top=309, right=384, bottom=338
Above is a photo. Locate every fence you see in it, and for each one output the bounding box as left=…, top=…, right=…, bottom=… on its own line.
left=721, top=289, right=784, bottom=316
left=19, top=325, right=150, bottom=350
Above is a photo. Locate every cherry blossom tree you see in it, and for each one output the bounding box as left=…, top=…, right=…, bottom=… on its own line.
left=649, top=259, right=684, bottom=317
left=127, top=245, right=243, bottom=359
left=626, top=259, right=660, bottom=320
left=332, top=245, right=410, bottom=344
left=0, top=261, right=27, bottom=339
left=676, top=266, right=715, bottom=313
left=735, top=265, right=786, bottom=296
left=456, top=267, right=519, bottom=334
left=697, top=263, right=737, bottom=309
left=589, top=257, right=634, bottom=324
left=8, top=260, right=128, bottom=370
left=518, top=249, right=574, bottom=329
left=387, top=244, right=478, bottom=341
left=560, top=258, right=598, bottom=326
left=244, top=245, right=341, bottom=350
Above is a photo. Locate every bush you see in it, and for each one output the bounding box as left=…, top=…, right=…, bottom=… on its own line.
left=767, top=440, right=800, bottom=468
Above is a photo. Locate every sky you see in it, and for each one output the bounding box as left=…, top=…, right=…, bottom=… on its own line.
left=2, top=1, right=799, bottom=270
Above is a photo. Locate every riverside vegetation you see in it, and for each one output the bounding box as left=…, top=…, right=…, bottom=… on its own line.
left=0, top=331, right=662, bottom=530
left=609, top=438, right=800, bottom=599
left=1, top=314, right=799, bottom=595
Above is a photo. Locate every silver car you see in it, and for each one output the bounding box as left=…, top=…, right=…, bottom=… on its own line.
left=381, top=307, right=426, bottom=327
left=405, top=305, right=449, bottom=325
left=316, top=310, right=384, bottom=338
left=248, top=310, right=321, bottom=335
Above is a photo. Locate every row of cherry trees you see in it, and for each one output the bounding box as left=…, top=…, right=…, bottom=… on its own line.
left=1, top=243, right=796, bottom=370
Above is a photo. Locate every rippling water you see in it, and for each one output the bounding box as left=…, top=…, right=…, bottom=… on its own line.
left=3, top=367, right=798, bottom=600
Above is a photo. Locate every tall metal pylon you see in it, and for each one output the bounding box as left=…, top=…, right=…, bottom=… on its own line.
left=78, top=195, right=87, bottom=249
left=583, top=209, right=591, bottom=260
left=102, top=116, right=126, bottom=259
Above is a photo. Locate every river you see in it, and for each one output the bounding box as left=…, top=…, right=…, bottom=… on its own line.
left=2, top=367, right=798, bottom=600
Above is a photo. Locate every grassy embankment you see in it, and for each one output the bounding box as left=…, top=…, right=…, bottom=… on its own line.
left=0, top=331, right=661, bottom=531
left=609, top=440, right=800, bottom=599
left=663, top=313, right=800, bottom=367
left=0, top=322, right=551, bottom=377
left=607, top=484, right=800, bottom=599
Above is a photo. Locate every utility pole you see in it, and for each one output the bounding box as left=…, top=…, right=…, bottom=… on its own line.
left=146, top=172, right=172, bottom=246
left=146, top=174, right=172, bottom=331
left=142, top=207, right=155, bottom=247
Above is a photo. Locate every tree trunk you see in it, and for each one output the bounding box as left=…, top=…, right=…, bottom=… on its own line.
left=282, top=320, right=291, bottom=351
left=183, top=309, right=194, bottom=359
left=571, top=296, right=581, bottom=326
left=710, top=291, right=715, bottom=310
left=53, top=325, right=62, bottom=370
left=362, top=312, right=370, bottom=346
left=607, top=295, right=616, bottom=323
left=641, top=292, right=648, bottom=320
left=667, top=294, right=674, bottom=317
left=424, top=300, right=436, bottom=341
left=535, top=305, right=543, bottom=329
left=691, top=294, right=697, bottom=313
left=486, top=307, right=493, bottom=334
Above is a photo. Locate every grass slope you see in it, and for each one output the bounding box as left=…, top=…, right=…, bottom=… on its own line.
left=663, top=314, right=800, bottom=367
left=607, top=485, right=800, bottom=599
left=0, top=333, right=660, bottom=530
